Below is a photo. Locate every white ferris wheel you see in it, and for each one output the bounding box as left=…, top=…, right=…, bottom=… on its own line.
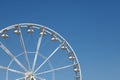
left=0, top=23, right=82, bottom=80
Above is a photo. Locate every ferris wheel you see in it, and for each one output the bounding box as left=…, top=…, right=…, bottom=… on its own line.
left=0, top=23, right=82, bottom=80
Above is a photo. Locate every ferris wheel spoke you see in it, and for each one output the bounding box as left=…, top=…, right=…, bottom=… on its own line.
left=34, top=44, right=62, bottom=73
left=35, top=64, right=75, bottom=76
left=0, top=66, right=24, bottom=75
left=16, top=77, right=25, bottom=80
left=0, top=42, right=27, bottom=72
left=36, top=76, right=46, bottom=80
left=19, top=27, right=31, bottom=71
left=32, top=34, right=43, bottom=71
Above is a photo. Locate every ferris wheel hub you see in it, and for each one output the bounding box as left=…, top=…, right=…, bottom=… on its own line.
left=25, top=72, right=36, bottom=80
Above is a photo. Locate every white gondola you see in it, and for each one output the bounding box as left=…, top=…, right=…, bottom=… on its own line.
left=69, top=55, right=75, bottom=60
left=51, top=36, right=58, bottom=41
left=1, top=33, right=8, bottom=38
left=40, top=31, right=46, bottom=36
left=14, top=29, right=20, bottom=34
left=74, top=68, right=80, bottom=72
left=61, top=45, right=67, bottom=50
left=27, top=28, right=34, bottom=33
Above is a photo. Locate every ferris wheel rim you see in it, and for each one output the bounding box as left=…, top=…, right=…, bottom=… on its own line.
left=0, top=23, right=82, bottom=80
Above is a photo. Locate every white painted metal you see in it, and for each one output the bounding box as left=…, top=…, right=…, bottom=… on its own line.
left=0, top=66, right=24, bottom=75
left=0, top=42, right=27, bottom=72
left=34, top=44, right=62, bottom=73
left=19, top=27, right=31, bottom=71
left=32, top=33, right=43, bottom=71
left=36, top=64, right=75, bottom=76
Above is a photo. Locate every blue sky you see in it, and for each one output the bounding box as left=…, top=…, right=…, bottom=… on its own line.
left=0, top=0, right=120, bottom=80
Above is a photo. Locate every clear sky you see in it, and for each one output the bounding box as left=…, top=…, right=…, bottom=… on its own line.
left=0, top=0, right=120, bottom=80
